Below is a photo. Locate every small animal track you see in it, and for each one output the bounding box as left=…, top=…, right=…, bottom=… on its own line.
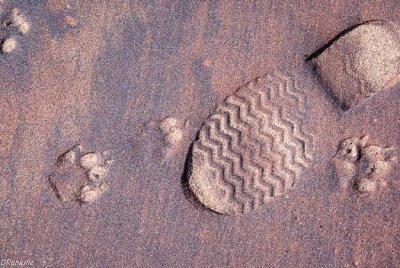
left=188, top=72, right=314, bottom=215
left=0, top=6, right=30, bottom=53
left=49, top=145, right=113, bottom=203
left=160, top=117, right=183, bottom=146
left=143, top=116, right=186, bottom=158
left=310, top=21, right=400, bottom=109
left=334, top=136, right=396, bottom=194
left=1, top=36, right=15, bottom=53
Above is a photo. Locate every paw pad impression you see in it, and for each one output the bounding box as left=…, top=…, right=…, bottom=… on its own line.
left=334, top=136, right=396, bottom=194
left=49, top=145, right=114, bottom=204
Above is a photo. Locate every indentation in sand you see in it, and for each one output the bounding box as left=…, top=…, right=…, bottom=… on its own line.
left=1, top=7, right=30, bottom=54
left=334, top=136, right=396, bottom=194
left=1, top=37, right=16, bottom=53
left=160, top=117, right=183, bottom=146
left=188, top=72, right=314, bottom=215
left=311, top=21, right=400, bottom=109
left=49, top=145, right=113, bottom=203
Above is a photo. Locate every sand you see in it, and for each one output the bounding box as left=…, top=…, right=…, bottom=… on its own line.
left=334, top=136, right=395, bottom=194
left=49, top=145, right=113, bottom=203
left=1, top=37, right=17, bottom=53
left=313, top=22, right=400, bottom=109
left=188, top=73, right=313, bottom=215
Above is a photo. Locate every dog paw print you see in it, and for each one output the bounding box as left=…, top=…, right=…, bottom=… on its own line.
left=49, top=145, right=114, bottom=204
left=0, top=5, right=30, bottom=54
left=142, top=116, right=187, bottom=158
left=334, top=136, right=396, bottom=194
left=159, top=117, right=184, bottom=146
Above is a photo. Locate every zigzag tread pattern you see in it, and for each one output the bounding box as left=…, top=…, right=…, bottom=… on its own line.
left=189, top=72, right=314, bottom=215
